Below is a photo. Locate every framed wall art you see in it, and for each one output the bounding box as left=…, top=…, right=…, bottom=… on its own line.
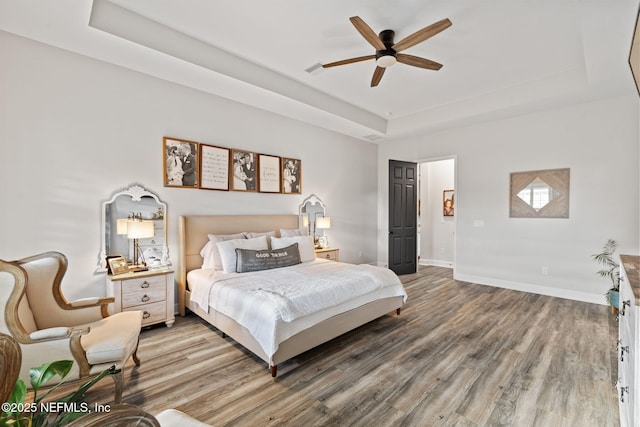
left=443, top=190, right=454, bottom=216
left=282, top=158, right=302, bottom=194
left=231, top=149, right=257, bottom=192
left=510, top=168, right=570, bottom=218
left=200, top=144, right=230, bottom=191
left=163, top=137, right=199, bottom=188
left=258, top=154, right=281, bottom=193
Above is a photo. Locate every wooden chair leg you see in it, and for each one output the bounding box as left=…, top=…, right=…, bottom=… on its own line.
left=110, top=369, right=124, bottom=404
left=132, top=340, right=141, bottom=366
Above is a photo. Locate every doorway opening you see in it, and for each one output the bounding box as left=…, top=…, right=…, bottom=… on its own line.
left=418, top=157, right=456, bottom=271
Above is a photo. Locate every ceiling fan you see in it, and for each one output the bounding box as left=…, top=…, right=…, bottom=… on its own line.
left=322, top=16, right=452, bottom=87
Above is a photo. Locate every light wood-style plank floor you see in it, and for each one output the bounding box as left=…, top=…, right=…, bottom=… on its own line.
left=43, top=266, right=620, bottom=426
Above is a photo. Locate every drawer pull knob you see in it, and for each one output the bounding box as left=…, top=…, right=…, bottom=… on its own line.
left=621, top=385, right=629, bottom=402
left=621, top=300, right=631, bottom=316
left=141, top=295, right=150, bottom=303
left=621, top=345, right=630, bottom=362
left=142, top=311, right=150, bottom=319
left=141, top=281, right=150, bottom=289
left=325, top=254, right=330, bottom=259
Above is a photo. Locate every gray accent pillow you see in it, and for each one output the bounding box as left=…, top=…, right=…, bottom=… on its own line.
left=235, top=243, right=301, bottom=273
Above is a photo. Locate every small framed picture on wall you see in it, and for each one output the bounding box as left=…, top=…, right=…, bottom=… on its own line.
left=258, top=154, right=281, bottom=193
left=163, top=137, right=199, bottom=188
left=199, top=144, right=230, bottom=191
left=282, top=158, right=301, bottom=194
left=231, top=149, right=257, bottom=192
left=443, top=190, right=454, bottom=216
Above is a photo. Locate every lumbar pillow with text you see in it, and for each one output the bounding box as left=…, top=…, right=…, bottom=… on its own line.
left=235, top=243, right=301, bottom=273
left=216, top=236, right=269, bottom=273
left=270, top=235, right=315, bottom=263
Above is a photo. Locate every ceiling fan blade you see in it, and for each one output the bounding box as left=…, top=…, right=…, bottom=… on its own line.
left=396, top=54, right=443, bottom=70
left=392, top=18, right=452, bottom=52
left=350, top=16, right=386, bottom=50
left=371, top=66, right=385, bottom=87
left=322, top=55, right=376, bottom=68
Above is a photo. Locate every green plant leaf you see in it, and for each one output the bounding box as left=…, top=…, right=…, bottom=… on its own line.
left=1, top=378, right=27, bottom=424
left=29, top=360, right=73, bottom=397
left=58, top=366, right=112, bottom=404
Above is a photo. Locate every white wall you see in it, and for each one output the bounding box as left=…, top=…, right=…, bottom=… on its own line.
left=419, top=159, right=455, bottom=267
left=0, top=32, right=379, bottom=299
left=378, top=95, right=640, bottom=304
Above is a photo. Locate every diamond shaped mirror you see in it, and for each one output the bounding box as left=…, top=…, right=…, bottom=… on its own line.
left=510, top=168, right=570, bottom=218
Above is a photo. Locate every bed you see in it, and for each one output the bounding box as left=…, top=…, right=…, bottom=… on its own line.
left=177, top=214, right=407, bottom=377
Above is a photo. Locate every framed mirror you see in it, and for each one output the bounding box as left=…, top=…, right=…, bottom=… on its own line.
left=299, top=194, right=326, bottom=240
left=97, top=184, right=170, bottom=272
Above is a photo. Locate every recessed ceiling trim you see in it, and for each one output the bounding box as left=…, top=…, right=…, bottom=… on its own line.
left=89, top=0, right=386, bottom=135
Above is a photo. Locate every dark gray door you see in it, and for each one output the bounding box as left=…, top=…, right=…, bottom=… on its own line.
left=388, top=160, right=417, bottom=275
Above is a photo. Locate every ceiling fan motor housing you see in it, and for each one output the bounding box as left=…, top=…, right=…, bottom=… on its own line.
left=376, top=29, right=397, bottom=67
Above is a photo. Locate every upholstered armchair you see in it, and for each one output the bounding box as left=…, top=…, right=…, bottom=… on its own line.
left=0, top=251, right=142, bottom=403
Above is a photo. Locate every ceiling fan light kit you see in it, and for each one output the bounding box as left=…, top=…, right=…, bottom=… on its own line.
left=322, top=16, right=452, bottom=87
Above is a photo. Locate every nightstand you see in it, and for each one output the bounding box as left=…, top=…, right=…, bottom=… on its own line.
left=315, top=248, right=339, bottom=262
left=106, top=269, right=175, bottom=327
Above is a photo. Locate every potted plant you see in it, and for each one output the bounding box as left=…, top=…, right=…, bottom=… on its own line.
left=1, top=360, right=112, bottom=427
left=592, top=238, right=620, bottom=312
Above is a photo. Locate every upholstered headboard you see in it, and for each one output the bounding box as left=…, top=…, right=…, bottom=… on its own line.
left=177, top=214, right=299, bottom=315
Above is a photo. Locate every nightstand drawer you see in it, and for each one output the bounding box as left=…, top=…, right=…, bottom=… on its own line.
left=315, top=248, right=339, bottom=261
left=122, top=286, right=166, bottom=308
left=125, top=301, right=166, bottom=326
left=122, top=276, right=166, bottom=294
left=106, top=269, right=175, bottom=328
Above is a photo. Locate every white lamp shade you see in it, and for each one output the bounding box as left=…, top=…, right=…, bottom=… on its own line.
left=302, top=216, right=309, bottom=227
left=316, top=217, right=331, bottom=230
left=127, top=220, right=155, bottom=239
left=116, top=219, right=129, bottom=235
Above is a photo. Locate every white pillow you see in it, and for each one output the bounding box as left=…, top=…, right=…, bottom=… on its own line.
left=216, top=236, right=269, bottom=273
left=271, top=236, right=315, bottom=263
left=280, top=228, right=308, bottom=237
left=200, top=233, right=247, bottom=269
left=246, top=230, right=277, bottom=239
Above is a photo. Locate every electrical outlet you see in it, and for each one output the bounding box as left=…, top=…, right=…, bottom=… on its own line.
left=541, top=266, right=549, bottom=275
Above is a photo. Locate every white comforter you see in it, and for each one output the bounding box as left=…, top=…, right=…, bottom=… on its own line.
left=188, top=259, right=407, bottom=362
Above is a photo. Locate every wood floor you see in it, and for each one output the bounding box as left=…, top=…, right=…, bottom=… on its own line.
left=47, top=266, right=620, bottom=426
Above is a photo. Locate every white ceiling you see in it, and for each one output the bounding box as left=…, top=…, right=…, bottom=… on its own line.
left=1, top=0, right=639, bottom=141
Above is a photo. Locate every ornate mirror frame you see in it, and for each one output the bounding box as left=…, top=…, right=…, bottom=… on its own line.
left=97, top=184, right=170, bottom=272
left=299, top=194, right=326, bottom=238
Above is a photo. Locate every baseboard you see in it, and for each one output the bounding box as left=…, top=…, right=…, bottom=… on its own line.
left=419, top=259, right=454, bottom=268
left=454, top=272, right=606, bottom=306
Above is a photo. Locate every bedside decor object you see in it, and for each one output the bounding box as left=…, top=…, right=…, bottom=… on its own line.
left=98, top=185, right=170, bottom=272
left=282, top=158, right=302, bottom=194
left=116, top=212, right=155, bottom=268
left=126, top=214, right=155, bottom=268
left=509, top=168, right=570, bottom=218
left=199, top=143, right=230, bottom=191
left=258, top=154, right=282, bottom=193
left=108, top=256, right=129, bottom=276
left=231, top=149, right=257, bottom=192
left=315, top=216, right=331, bottom=249
left=443, top=189, right=454, bottom=216
left=163, top=137, right=199, bottom=188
